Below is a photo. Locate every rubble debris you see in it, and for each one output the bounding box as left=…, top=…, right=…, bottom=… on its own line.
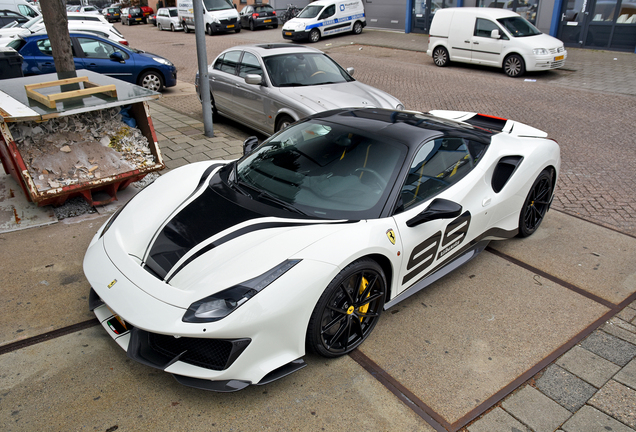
left=9, top=107, right=156, bottom=192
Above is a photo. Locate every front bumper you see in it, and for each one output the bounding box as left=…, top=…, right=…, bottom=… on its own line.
left=84, top=232, right=337, bottom=389
left=282, top=29, right=309, bottom=41
left=527, top=50, right=568, bottom=71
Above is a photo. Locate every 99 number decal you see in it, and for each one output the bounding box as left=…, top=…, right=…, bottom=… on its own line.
left=402, top=211, right=471, bottom=285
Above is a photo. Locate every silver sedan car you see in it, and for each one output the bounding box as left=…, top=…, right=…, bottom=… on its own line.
left=195, top=44, right=404, bottom=135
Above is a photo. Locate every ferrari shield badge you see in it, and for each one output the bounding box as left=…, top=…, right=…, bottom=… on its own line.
left=108, top=279, right=117, bottom=289
left=386, top=229, right=396, bottom=245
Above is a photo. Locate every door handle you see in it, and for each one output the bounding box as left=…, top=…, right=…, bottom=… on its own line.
left=474, top=42, right=479, bottom=45
left=482, top=197, right=491, bottom=207
left=464, top=40, right=470, bottom=43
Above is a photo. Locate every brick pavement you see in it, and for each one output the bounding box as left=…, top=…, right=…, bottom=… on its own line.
left=139, top=27, right=636, bottom=431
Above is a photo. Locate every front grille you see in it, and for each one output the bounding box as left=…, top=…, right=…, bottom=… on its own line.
left=220, top=17, right=238, bottom=25
left=549, top=47, right=565, bottom=54
left=149, top=333, right=234, bottom=370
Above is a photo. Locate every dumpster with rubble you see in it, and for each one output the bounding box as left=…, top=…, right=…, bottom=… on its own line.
left=0, top=70, right=164, bottom=207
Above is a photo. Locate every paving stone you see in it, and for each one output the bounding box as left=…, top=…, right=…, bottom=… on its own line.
left=561, top=405, right=635, bottom=432
left=164, top=149, right=192, bottom=160
left=615, top=358, right=636, bottom=390
left=204, top=148, right=230, bottom=159
left=588, top=380, right=636, bottom=428
left=502, top=385, right=572, bottom=432
left=186, top=145, right=209, bottom=155
left=535, top=364, right=598, bottom=412
left=618, top=307, right=636, bottom=323
left=556, top=345, right=621, bottom=388
left=467, top=407, right=531, bottom=432
left=163, top=158, right=188, bottom=170
left=184, top=153, right=211, bottom=163
left=580, top=330, right=636, bottom=367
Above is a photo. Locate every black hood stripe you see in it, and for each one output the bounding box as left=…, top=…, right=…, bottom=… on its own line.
left=166, top=221, right=321, bottom=283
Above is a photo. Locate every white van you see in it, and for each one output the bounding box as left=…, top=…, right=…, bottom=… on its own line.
left=282, top=0, right=366, bottom=43
left=426, top=8, right=567, bottom=77
left=0, top=0, right=40, bottom=18
left=177, top=0, right=240, bottom=35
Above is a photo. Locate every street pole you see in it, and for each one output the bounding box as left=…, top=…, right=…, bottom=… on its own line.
left=192, top=0, right=214, bottom=137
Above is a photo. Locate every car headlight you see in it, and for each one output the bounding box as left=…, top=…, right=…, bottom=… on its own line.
left=153, top=57, right=173, bottom=66
left=396, top=103, right=405, bottom=111
left=183, top=260, right=301, bottom=323
left=533, top=48, right=549, bottom=55
left=211, top=16, right=220, bottom=24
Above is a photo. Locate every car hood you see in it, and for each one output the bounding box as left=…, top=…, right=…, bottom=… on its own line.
left=515, top=32, right=564, bottom=50
left=102, top=163, right=351, bottom=307
left=278, top=81, right=401, bottom=113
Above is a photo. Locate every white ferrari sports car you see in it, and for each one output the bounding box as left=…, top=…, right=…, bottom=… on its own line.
left=84, top=108, right=560, bottom=392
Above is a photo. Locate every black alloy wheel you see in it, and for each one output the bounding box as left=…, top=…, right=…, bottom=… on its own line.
left=307, top=258, right=386, bottom=358
left=518, top=169, right=552, bottom=237
left=250, top=19, right=255, bottom=31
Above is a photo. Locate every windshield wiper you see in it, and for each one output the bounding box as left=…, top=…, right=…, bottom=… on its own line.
left=278, top=83, right=308, bottom=87
left=257, top=190, right=306, bottom=215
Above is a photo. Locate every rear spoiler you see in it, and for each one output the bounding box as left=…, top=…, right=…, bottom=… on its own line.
left=429, top=110, right=548, bottom=138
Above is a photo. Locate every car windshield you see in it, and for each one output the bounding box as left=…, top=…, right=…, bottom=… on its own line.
left=232, top=119, right=407, bottom=219
left=203, top=0, right=233, bottom=12
left=497, top=16, right=541, bottom=37
left=263, top=53, right=354, bottom=87
left=297, top=5, right=323, bottom=19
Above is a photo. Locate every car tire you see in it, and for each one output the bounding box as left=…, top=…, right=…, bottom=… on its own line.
left=157, top=23, right=162, bottom=31
left=206, top=24, right=214, bottom=35
left=249, top=20, right=255, bottom=31
left=273, top=23, right=278, bottom=29
left=139, top=71, right=164, bottom=92
left=432, top=46, right=449, bottom=67
left=352, top=21, right=363, bottom=35
left=518, top=169, right=552, bottom=237
left=309, top=28, right=320, bottom=43
left=306, top=258, right=386, bottom=358
left=235, top=25, right=241, bottom=33
left=503, top=54, right=525, bottom=77
left=275, top=115, right=294, bottom=132
left=183, top=21, right=189, bottom=33
left=171, top=24, right=175, bottom=32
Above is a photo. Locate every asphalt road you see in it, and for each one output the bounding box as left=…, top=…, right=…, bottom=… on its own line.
left=116, top=22, right=636, bottom=237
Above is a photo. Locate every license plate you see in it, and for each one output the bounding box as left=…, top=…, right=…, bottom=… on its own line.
left=285, top=31, right=292, bottom=36
left=554, top=55, right=564, bottom=61
left=135, top=18, right=141, bottom=21
left=227, top=24, right=234, bottom=28
left=264, top=19, right=271, bottom=23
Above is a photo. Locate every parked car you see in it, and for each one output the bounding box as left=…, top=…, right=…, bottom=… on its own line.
left=121, top=6, right=144, bottom=25
left=0, top=14, right=127, bottom=46
left=156, top=7, right=181, bottom=31
left=140, top=5, right=153, bottom=23
left=84, top=106, right=560, bottom=391
left=239, top=4, right=278, bottom=31
left=195, top=44, right=404, bottom=136
left=0, top=9, right=27, bottom=27
left=426, top=8, right=567, bottom=77
left=7, top=31, right=177, bottom=91
left=282, top=0, right=365, bottom=43
left=148, top=13, right=156, bottom=26
left=102, top=6, right=121, bottom=22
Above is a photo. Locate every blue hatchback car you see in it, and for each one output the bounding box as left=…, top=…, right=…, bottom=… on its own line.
left=7, top=31, right=177, bottom=92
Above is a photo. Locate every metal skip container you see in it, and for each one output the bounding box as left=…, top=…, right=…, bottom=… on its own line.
left=0, top=70, right=165, bottom=207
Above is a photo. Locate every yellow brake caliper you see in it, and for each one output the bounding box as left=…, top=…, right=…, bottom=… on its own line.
left=358, top=276, right=370, bottom=322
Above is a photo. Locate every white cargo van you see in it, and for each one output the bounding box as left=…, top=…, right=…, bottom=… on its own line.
left=282, top=0, right=365, bottom=43
left=426, top=8, right=567, bottom=77
left=0, top=0, right=40, bottom=18
left=177, top=0, right=240, bottom=35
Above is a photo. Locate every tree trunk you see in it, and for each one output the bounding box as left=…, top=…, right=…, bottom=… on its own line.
left=39, top=0, right=75, bottom=74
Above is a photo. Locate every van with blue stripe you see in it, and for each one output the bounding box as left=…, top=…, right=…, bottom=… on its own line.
left=282, top=0, right=366, bottom=43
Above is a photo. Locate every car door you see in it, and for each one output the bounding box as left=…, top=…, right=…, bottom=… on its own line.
left=316, top=4, right=338, bottom=36
left=391, top=136, right=490, bottom=297
left=240, top=6, right=252, bottom=28
left=470, top=18, right=505, bottom=66
left=210, top=50, right=242, bottom=115
left=233, top=51, right=269, bottom=130
left=26, top=37, right=84, bottom=75
left=74, top=36, right=137, bottom=83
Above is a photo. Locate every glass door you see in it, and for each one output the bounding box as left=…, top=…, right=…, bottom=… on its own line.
left=411, top=0, right=457, bottom=34
left=557, top=0, right=592, bottom=46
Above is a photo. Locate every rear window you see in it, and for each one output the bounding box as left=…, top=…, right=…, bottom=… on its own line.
left=130, top=7, right=142, bottom=14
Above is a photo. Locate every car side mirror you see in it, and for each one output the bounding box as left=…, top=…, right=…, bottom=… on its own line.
left=346, top=67, right=355, bottom=76
left=406, top=198, right=463, bottom=227
left=491, top=29, right=500, bottom=39
left=243, top=136, right=259, bottom=155
left=245, top=74, right=263, bottom=85
left=110, top=52, right=125, bottom=63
